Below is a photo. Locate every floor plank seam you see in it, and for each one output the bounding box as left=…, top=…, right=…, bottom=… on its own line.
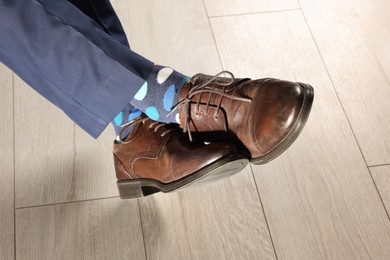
left=15, top=196, right=119, bottom=210
left=137, top=199, right=149, bottom=260
left=369, top=163, right=390, bottom=169
left=71, top=122, right=76, bottom=200
left=368, top=168, right=390, bottom=222
left=250, top=165, right=279, bottom=260
left=201, top=0, right=224, bottom=70
left=208, top=8, right=301, bottom=19
left=179, top=195, right=194, bottom=260
left=12, top=72, right=16, bottom=260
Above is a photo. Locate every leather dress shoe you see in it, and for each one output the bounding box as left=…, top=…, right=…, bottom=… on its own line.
left=172, top=71, right=314, bottom=164
left=113, top=115, right=248, bottom=199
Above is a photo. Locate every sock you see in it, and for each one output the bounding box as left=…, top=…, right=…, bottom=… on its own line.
left=112, top=65, right=189, bottom=138
left=130, top=65, right=189, bottom=124
left=112, top=103, right=142, bottom=138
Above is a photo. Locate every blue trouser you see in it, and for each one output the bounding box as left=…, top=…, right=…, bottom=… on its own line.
left=0, top=0, right=154, bottom=138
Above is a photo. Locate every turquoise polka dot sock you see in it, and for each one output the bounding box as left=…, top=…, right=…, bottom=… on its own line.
left=112, top=103, right=142, bottom=138
left=112, top=65, right=188, bottom=138
left=129, top=65, right=189, bottom=124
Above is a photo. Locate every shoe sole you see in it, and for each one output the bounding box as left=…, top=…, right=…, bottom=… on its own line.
left=251, top=83, right=314, bottom=165
left=117, top=154, right=249, bottom=199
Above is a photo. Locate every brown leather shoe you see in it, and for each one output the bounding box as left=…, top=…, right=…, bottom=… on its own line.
left=113, top=115, right=248, bottom=199
left=173, top=71, right=314, bottom=165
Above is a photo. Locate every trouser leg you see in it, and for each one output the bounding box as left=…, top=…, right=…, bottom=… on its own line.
left=66, top=0, right=130, bottom=48
left=0, top=0, right=153, bottom=138
left=66, top=0, right=141, bottom=135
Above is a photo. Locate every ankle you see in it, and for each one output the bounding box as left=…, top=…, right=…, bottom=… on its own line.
left=130, top=65, right=189, bottom=124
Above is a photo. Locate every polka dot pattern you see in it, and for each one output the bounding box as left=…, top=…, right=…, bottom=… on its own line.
left=157, top=67, right=174, bottom=84
left=129, top=65, right=187, bottom=124
left=163, top=84, right=175, bottom=111
left=114, top=112, right=123, bottom=126
left=134, top=82, right=148, bottom=101
left=146, top=106, right=160, bottom=120
left=128, top=108, right=142, bottom=121
left=175, top=113, right=181, bottom=124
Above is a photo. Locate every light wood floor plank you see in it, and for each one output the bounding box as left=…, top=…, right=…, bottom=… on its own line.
left=210, top=11, right=390, bottom=259
left=137, top=193, right=193, bottom=260
left=14, top=72, right=119, bottom=208
left=203, top=0, right=298, bottom=17
left=180, top=168, right=276, bottom=260
left=299, top=0, right=390, bottom=166
left=112, top=1, right=276, bottom=259
left=14, top=77, right=74, bottom=208
left=140, top=168, right=276, bottom=260
left=111, top=0, right=222, bottom=76
left=6, top=1, right=390, bottom=260
left=72, top=127, right=118, bottom=201
left=368, top=2, right=390, bottom=84
left=0, top=64, right=14, bottom=260
left=371, top=165, right=390, bottom=215
left=16, top=198, right=145, bottom=260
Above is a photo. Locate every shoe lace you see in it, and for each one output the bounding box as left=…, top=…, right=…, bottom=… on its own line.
left=168, top=71, right=252, bottom=141
left=118, top=117, right=174, bottom=144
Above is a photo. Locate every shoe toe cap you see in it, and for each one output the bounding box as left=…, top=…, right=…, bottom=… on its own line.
left=251, top=79, right=307, bottom=157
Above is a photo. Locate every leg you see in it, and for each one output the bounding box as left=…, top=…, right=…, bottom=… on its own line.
left=64, top=0, right=146, bottom=136
left=34, top=0, right=189, bottom=134
left=66, top=0, right=130, bottom=48
left=0, top=0, right=313, bottom=199
left=0, top=0, right=249, bottom=199
left=0, top=0, right=154, bottom=138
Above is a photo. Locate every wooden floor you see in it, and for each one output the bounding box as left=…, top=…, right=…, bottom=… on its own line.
left=1, top=0, right=389, bottom=259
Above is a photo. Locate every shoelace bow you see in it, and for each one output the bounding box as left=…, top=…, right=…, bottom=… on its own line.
left=119, top=117, right=174, bottom=144
left=168, top=71, right=252, bottom=141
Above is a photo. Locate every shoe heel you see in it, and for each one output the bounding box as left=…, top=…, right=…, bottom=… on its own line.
left=117, top=181, right=144, bottom=199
